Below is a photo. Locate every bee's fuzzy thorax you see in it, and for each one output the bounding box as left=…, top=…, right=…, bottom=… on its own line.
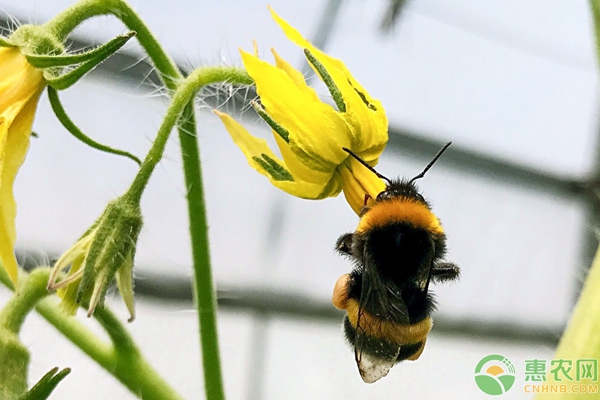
left=357, top=196, right=444, bottom=236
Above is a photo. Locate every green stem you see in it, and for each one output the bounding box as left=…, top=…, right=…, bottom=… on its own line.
left=179, top=103, right=225, bottom=398
left=0, top=269, right=183, bottom=400
left=43, top=0, right=181, bottom=89
left=42, top=2, right=253, bottom=398
left=0, top=269, right=49, bottom=334
left=120, top=65, right=250, bottom=400
left=0, top=269, right=51, bottom=399
left=123, top=66, right=251, bottom=205
left=93, top=307, right=183, bottom=400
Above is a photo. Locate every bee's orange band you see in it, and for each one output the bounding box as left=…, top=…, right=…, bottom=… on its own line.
left=346, top=298, right=433, bottom=345
left=357, top=198, right=444, bottom=235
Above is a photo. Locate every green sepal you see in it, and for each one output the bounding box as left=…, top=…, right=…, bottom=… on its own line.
left=352, top=86, right=377, bottom=111
left=46, top=59, right=96, bottom=89
left=75, top=199, right=142, bottom=318
left=251, top=101, right=290, bottom=143
left=75, top=204, right=118, bottom=304
left=26, top=32, right=135, bottom=69
left=47, top=87, right=141, bottom=165
left=18, top=367, right=71, bottom=400
left=303, top=48, right=346, bottom=113
left=46, top=32, right=136, bottom=90
left=252, top=154, right=294, bottom=181
left=0, top=36, right=15, bottom=48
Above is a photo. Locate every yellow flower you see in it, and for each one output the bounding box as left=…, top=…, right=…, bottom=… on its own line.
left=0, top=46, right=46, bottom=286
left=214, top=7, right=388, bottom=215
left=47, top=228, right=96, bottom=316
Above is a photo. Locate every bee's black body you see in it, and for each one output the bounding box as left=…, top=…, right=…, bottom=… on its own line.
left=335, top=145, right=460, bottom=383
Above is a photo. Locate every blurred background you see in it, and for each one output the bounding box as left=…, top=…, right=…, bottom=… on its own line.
left=0, top=0, right=598, bottom=398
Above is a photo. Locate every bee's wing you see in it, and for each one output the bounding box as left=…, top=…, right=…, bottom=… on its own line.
left=353, top=304, right=403, bottom=383
left=355, top=346, right=401, bottom=384
left=353, top=250, right=408, bottom=383
left=360, top=250, right=410, bottom=323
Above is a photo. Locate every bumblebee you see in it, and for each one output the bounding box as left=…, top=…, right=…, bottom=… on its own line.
left=333, top=142, right=460, bottom=383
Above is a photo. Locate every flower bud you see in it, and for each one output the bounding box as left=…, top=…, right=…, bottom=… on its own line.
left=48, top=197, right=142, bottom=321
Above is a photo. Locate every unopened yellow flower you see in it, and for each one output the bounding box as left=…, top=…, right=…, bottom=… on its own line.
left=0, top=46, right=46, bottom=286
left=47, top=197, right=141, bottom=321
left=47, top=227, right=97, bottom=316
left=215, top=7, right=388, bottom=215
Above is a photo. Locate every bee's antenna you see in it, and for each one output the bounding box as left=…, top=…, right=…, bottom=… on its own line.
left=409, top=142, right=452, bottom=184
left=342, top=147, right=392, bottom=186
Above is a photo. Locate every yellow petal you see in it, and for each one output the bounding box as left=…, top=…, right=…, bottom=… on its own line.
left=0, top=48, right=45, bottom=112
left=56, top=257, right=85, bottom=316
left=48, top=230, right=95, bottom=290
left=273, top=133, right=333, bottom=185
left=0, top=118, right=18, bottom=285
left=214, top=110, right=333, bottom=198
left=272, top=175, right=341, bottom=200
left=0, top=47, right=45, bottom=285
left=268, top=6, right=388, bottom=156
left=270, top=48, right=320, bottom=101
left=339, top=157, right=387, bottom=214
left=241, top=50, right=352, bottom=170
left=0, top=47, right=26, bottom=77
left=0, top=93, right=43, bottom=285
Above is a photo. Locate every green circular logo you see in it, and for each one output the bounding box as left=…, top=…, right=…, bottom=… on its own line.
left=474, top=354, right=516, bottom=395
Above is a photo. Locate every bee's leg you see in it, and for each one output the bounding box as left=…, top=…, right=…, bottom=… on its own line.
left=336, top=233, right=354, bottom=256
left=431, top=262, right=460, bottom=282
left=332, top=273, right=351, bottom=310
left=359, top=194, right=373, bottom=216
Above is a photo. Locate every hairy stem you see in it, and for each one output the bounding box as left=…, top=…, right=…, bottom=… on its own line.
left=0, top=268, right=183, bottom=400
left=41, top=2, right=253, bottom=398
